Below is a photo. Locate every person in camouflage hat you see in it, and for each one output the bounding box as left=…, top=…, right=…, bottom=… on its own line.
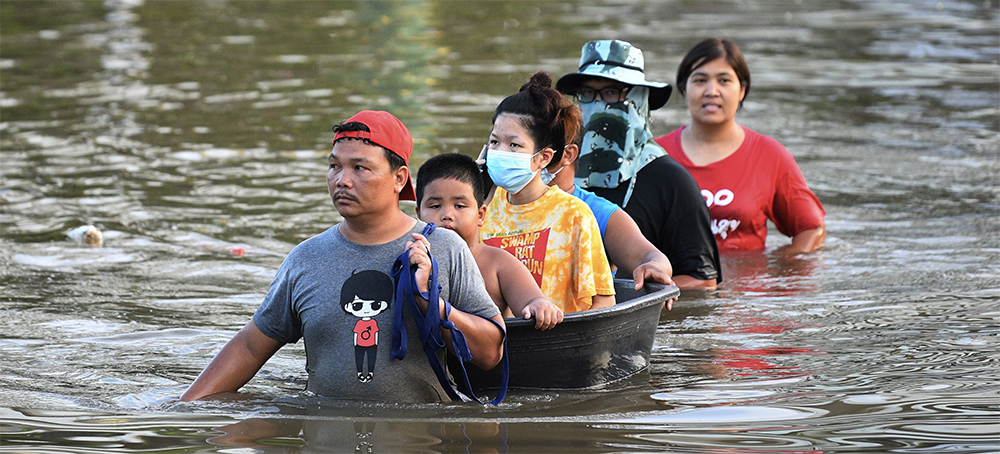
left=556, top=40, right=722, bottom=290
left=556, top=40, right=672, bottom=204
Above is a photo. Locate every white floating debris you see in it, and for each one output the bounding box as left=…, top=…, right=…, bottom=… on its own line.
left=67, top=225, right=103, bottom=248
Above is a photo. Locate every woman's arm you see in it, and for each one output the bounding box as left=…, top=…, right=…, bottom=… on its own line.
left=781, top=222, right=826, bottom=255
left=181, top=320, right=284, bottom=401
left=671, top=275, right=717, bottom=290
left=769, top=143, right=826, bottom=256
left=209, top=419, right=301, bottom=447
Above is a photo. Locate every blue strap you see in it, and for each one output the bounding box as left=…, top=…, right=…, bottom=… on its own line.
left=390, top=223, right=508, bottom=405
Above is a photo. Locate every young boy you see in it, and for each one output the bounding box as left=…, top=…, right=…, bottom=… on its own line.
left=415, top=153, right=564, bottom=330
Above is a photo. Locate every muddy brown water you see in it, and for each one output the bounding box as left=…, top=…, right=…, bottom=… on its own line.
left=1, top=0, right=998, bottom=452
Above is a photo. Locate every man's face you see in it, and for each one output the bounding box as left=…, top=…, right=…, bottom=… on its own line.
left=576, top=77, right=630, bottom=104
left=327, top=139, right=406, bottom=219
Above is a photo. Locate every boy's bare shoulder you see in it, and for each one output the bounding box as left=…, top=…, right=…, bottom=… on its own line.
left=477, top=244, right=521, bottom=270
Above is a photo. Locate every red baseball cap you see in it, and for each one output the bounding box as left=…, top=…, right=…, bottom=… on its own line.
left=333, top=110, right=415, bottom=201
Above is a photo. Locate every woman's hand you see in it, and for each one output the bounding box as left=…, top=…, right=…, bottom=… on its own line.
left=475, top=144, right=488, bottom=166
left=781, top=223, right=826, bottom=255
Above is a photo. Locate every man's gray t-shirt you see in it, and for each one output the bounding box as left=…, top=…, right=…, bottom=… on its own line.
left=253, top=220, right=500, bottom=403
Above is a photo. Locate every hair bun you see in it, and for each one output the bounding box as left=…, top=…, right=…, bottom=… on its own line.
left=520, top=71, right=553, bottom=92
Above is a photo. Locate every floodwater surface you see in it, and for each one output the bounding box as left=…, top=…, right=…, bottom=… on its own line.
left=1, top=0, right=998, bottom=452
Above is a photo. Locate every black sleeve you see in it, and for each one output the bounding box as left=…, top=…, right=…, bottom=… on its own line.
left=591, top=156, right=722, bottom=283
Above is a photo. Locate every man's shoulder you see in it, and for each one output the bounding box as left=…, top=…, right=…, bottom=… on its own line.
left=425, top=223, right=465, bottom=248
left=643, top=154, right=691, bottom=177
left=425, top=224, right=477, bottom=268
left=632, top=155, right=700, bottom=197
left=287, top=226, right=341, bottom=257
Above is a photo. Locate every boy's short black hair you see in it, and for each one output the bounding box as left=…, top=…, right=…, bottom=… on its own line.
left=415, top=153, right=486, bottom=207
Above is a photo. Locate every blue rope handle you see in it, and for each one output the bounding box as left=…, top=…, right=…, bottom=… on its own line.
left=390, top=223, right=508, bottom=405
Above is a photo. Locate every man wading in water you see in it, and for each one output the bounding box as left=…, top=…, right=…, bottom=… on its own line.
left=181, top=110, right=504, bottom=403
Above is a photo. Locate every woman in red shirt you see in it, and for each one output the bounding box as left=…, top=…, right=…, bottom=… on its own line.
left=655, top=38, right=826, bottom=254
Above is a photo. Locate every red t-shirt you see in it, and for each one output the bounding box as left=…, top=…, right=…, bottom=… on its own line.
left=656, top=126, right=825, bottom=251
left=353, top=319, right=378, bottom=347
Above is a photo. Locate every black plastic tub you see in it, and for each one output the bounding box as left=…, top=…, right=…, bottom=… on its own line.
left=461, top=280, right=679, bottom=390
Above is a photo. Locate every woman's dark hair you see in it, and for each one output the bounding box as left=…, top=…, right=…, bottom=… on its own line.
left=415, top=153, right=486, bottom=208
left=676, top=38, right=751, bottom=108
left=493, top=71, right=583, bottom=170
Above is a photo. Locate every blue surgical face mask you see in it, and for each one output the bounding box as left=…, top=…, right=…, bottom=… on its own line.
left=540, top=145, right=569, bottom=185
left=487, top=149, right=540, bottom=194
left=540, top=165, right=564, bottom=185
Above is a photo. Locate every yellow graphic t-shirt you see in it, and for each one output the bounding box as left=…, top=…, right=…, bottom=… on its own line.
left=482, top=187, right=615, bottom=313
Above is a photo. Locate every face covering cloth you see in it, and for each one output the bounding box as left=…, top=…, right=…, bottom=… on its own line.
left=574, top=86, right=666, bottom=207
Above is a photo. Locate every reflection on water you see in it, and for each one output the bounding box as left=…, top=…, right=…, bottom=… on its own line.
left=2, top=0, right=999, bottom=452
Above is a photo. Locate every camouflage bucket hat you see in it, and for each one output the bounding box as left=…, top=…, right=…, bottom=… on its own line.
left=556, top=40, right=672, bottom=110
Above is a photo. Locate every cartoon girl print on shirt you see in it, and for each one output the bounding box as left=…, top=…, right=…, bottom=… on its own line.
left=341, top=270, right=393, bottom=383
